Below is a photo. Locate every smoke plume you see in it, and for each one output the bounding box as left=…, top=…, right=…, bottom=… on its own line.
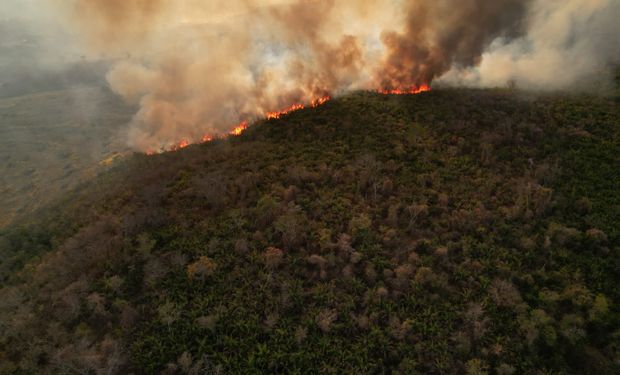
left=55, top=0, right=618, bottom=152
left=440, top=0, right=620, bottom=89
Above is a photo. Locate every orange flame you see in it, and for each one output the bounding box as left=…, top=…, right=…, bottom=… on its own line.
left=311, top=95, right=331, bottom=107
left=229, top=121, right=248, bottom=136
left=266, top=95, right=330, bottom=120
left=148, top=95, right=333, bottom=154
left=266, top=103, right=306, bottom=120
left=170, top=139, right=190, bottom=151
left=379, top=84, right=431, bottom=95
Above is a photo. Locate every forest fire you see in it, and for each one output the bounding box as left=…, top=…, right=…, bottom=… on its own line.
left=379, top=84, right=431, bottom=95
left=171, top=139, right=190, bottom=151
left=150, top=87, right=430, bottom=155
left=311, top=96, right=331, bottom=107
left=146, top=88, right=433, bottom=155
left=229, top=121, right=248, bottom=136
left=266, top=95, right=331, bottom=120
left=266, top=103, right=306, bottom=120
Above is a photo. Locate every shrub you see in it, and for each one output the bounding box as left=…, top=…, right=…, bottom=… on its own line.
left=157, top=302, right=180, bottom=326
left=143, top=258, right=167, bottom=287
left=407, top=251, right=420, bottom=264
left=316, top=309, right=338, bottom=333
left=275, top=207, right=304, bottom=249
left=434, top=246, right=448, bottom=257
left=414, top=267, right=435, bottom=285
left=337, top=233, right=353, bottom=254
left=394, top=263, right=414, bottom=280
left=317, top=228, right=333, bottom=250
left=195, top=315, right=219, bottom=331
left=589, top=294, right=610, bottom=322
left=521, top=309, right=556, bottom=347
left=406, top=204, right=429, bottom=230
left=546, top=223, right=580, bottom=247
left=349, top=251, right=363, bottom=264
left=496, top=363, right=516, bottom=375
left=308, top=254, right=327, bottom=268
left=585, top=228, right=607, bottom=243
left=136, top=232, right=156, bottom=257
left=386, top=204, right=400, bottom=227
left=389, top=316, right=412, bottom=340
left=488, top=279, right=522, bottom=308
left=465, top=359, right=489, bottom=375
left=186, top=256, right=217, bottom=280
left=263, top=312, right=279, bottom=330
left=104, top=275, right=124, bottom=292
left=295, top=326, right=308, bottom=344
left=255, top=195, right=279, bottom=227
left=559, top=314, right=585, bottom=344
left=234, top=238, right=249, bottom=254
left=264, top=247, right=284, bottom=269
left=349, top=213, right=372, bottom=238
left=575, top=196, right=592, bottom=214
left=178, top=352, right=193, bottom=372
left=364, top=263, right=377, bottom=283
left=561, top=284, right=593, bottom=307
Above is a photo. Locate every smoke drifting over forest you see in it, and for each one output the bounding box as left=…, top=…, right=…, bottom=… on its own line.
left=6, top=0, right=618, bottom=151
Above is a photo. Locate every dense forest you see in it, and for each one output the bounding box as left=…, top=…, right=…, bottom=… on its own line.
left=1, top=87, right=618, bottom=374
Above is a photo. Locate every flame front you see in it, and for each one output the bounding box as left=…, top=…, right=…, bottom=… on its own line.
left=229, top=121, right=248, bottom=136
left=171, top=139, right=190, bottom=151
left=149, top=89, right=429, bottom=155
left=379, top=84, right=431, bottom=95
left=266, top=103, right=306, bottom=120
left=146, top=84, right=431, bottom=155
left=265, top=95, right=330, bottom=120
left=311, top=96, right=331, bottom=107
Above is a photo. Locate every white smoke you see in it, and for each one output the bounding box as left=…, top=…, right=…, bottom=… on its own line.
left=440, top=0, right=620, bottom=89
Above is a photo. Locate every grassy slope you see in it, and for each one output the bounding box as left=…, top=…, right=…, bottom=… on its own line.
left=0, top=89, right=618, bottom=374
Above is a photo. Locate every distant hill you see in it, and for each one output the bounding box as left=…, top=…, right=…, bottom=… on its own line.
left=0, top=89, right=618, bottom=374
left=0, top=85, right=133, bottom=227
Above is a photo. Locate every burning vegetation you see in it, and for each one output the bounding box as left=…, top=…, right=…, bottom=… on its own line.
left=158, top=88, right=430, bottom=154
left=158, top=94, right=337, bottom=154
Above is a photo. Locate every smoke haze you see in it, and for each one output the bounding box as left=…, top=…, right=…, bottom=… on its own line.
left=6, top=0, right=618, bottom=151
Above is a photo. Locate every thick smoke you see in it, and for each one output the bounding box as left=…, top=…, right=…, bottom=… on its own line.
left=57, top=0, right=617, bottom=152
left=379, top=0, right=530, bottom=89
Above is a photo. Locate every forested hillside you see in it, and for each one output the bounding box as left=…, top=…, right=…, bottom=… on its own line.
left=1, top=88, right=618, bottom=374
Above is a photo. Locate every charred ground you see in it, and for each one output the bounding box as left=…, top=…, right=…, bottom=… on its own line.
left=1, top=88, right=619, bottom=374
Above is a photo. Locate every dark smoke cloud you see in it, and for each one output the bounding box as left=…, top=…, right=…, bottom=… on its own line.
left=379, top=0, right=530, bottom=89
left=51, top=0, right=618, bottom=152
